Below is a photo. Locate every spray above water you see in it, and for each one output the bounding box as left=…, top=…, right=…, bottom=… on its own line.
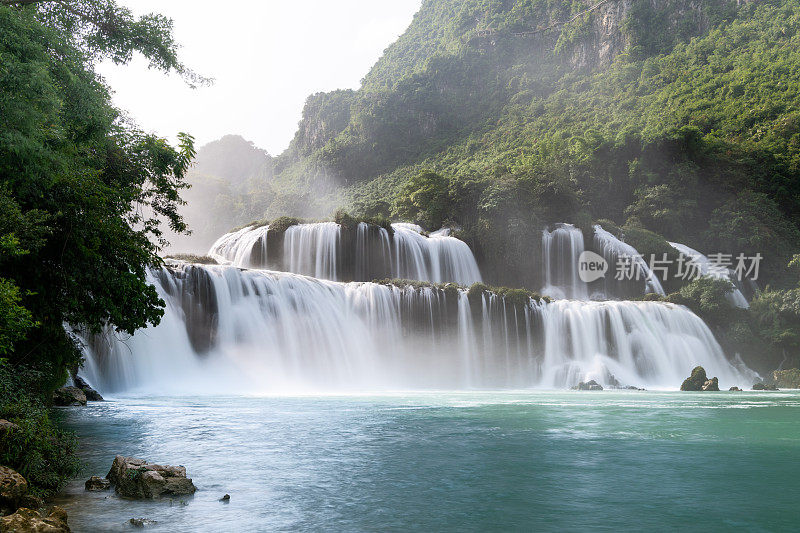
left=208, top=221, right=482, bottom=285
left=79, top=264, right=756, bottom=395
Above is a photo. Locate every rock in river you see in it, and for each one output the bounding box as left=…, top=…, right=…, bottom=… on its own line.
left=84, top=476, right=110, bottom=491
left=681, top=366, right=719, bottom=391
left=107, top=456, right=196, bottom=499
left=702, top=377, right=720, bottom=391
left=72, top=375, right=104, bottom=401
left=51, top=387, right=86, bottom=407
left=571, top=380, right=603, bottom=391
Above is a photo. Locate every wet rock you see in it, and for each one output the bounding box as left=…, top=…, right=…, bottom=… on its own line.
left=219, top=494, right=230, bottom=502
left=0, top=466, right=28, bottom=510
left=72, top=375, right=103, bottom=402
left=51, top=387, right=86, bottom=407
left=129, top=518, right=157, bottom=527
left=84, top=476, right=110, bottom=491
left=107, top=456, right=196, bottom=499
left=729, top=386, right=742, bottom=391
left=0, top=506, right=69, bottom=532
left=681, top=366, right=716, bottom=391
left=753, top=382, right=779, bottom=391
left=773, top=369, right=800, bottom=389
left=572, top=380, right=603, bottom=391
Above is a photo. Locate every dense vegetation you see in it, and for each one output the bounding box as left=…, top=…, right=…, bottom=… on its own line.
left=0, top=0, right=197, bottom=495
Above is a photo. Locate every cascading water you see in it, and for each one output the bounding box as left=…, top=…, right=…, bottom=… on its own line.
left=593, top=225, right=666, bottom=297
left=668, top=241, right=750, bottom=308
left=208, top=221, right=482, bottom=284
left=79, top=263, right=756, bottom=394
left=541, top=223, right=588, bottom=300
left=284, top=222, right=340, bottom=279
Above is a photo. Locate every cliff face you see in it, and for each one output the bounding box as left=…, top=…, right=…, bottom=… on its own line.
left=276, top=0, right=744, bottom=186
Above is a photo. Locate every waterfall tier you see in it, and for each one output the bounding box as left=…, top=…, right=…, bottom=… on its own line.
left=80, top=264, right=755, bottom=394
left=668, top=241, right=750, bottom=308
left=209, top=222, right=482, bottom=285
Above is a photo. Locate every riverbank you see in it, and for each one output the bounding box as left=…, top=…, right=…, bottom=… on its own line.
left=55, top=390, right=800, bottom=531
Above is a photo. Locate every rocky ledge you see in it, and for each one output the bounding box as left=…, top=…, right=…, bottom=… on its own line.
left=51, top=387, right=86, bottom=407
left=0, top=465, right=67, bottom=531
left=106, top=456, right=196, bottom=499
left=0, top=506, right=70, bottom=532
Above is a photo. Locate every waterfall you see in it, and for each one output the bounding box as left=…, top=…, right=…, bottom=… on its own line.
left=208, top=221, right=482, bottom=284
left=668, top=242, right=750, bottom=308
left=79, top=263, right=756, bottom=394
left=541, top=223, right=588, bottom=300
left=593, top=225, right=666, bottom=297
left=284, top=222, right=340, bottom=279
left=207, top=224, right=269, bottom=268
left=390, top=223, right=482, bottom=283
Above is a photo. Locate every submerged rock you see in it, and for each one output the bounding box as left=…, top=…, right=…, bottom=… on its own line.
left=0, top=466, right=28, bottom=511
left=0, top=506, right=69, bottom=532
left=129, top=518, right=158, bottom=527
left=572, top=380, right=603, bottom=391
left=681, top=366, right=719, bottom=391
left=51, top=387, right=87, bottom=406
left=72, top=375, right=103, bottom=401
left=773, top=369, right=800, bottom=389
left=219, top=494, right=230, bottom=502
left=107, top=456, right=196, bottom=499
left=753, top=382, right=779, bottom=391
left=84, top=476, right=110, bottom=492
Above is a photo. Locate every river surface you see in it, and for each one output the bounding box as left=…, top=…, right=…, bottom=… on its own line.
left=55, top=391, right=800, bottom=532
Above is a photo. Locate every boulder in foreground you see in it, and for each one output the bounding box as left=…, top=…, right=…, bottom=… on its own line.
left=0, top=466, right=28, bottom=512
left=51, top=387, right=86, bottom=406
left=0, top=506, right=69, bottom=532
left=107, top=456, right=196, bottom=499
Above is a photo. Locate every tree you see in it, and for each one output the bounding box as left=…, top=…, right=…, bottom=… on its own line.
left=0, top=1, right=200, bottom=384
left=394, top=171, right=450, bottom=230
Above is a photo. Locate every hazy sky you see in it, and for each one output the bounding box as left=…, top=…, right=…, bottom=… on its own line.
left=98, top=1, right=422, bottom=155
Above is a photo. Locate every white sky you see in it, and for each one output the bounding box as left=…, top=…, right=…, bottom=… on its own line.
left=98, top=1, right=422, bottom=155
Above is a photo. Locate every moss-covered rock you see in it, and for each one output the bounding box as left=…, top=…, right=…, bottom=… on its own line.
left=680, top=366, right=708, bottom=391
left=51, top=387, right=86, bottom=406
left=268, top=216, right=300, bottom=234
left=753, top=382, right=779, bottom=391
left=164, top=254, right=218, bottom=265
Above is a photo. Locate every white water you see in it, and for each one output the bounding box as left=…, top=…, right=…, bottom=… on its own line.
left=284, top=222, right=340, bottom=279
left=593, top=225, right=666, bottom=296
left=668, top=241, right=749, bottom=308
left=208, top=221, right=481, bottom=284
left=80, top=264, right=756, bottom=394
left=541, top=223, right=588, bottom=300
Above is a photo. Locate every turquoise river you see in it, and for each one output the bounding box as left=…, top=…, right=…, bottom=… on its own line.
left=55, top=390, right=800, bottom=532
